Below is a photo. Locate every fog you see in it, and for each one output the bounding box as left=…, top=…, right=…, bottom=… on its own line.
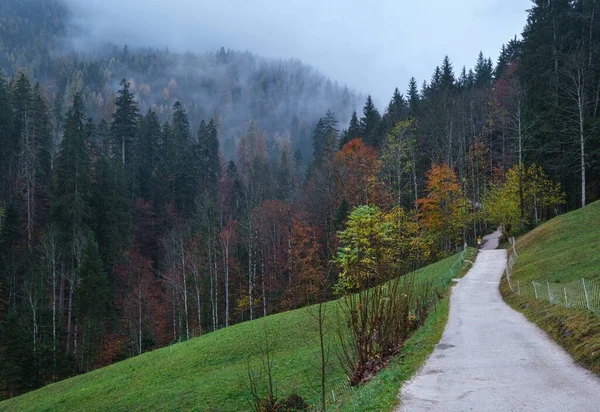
left=65, top=0, right=529, bottom=107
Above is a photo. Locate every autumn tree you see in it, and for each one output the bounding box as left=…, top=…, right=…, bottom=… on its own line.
left=484, top=164, right=565, bottom=235
left=334, top=139, right=387, bottom=208
left=416, top=164, right=469, bottom=256
left=381, top=120, right=418, bottom=209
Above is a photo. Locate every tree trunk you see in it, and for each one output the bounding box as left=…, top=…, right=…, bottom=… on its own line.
left=180, top=239, right=189, bottom=340
left=224, top=237, right=230, bottom=327
left=66, top=279, right=74, bottom=354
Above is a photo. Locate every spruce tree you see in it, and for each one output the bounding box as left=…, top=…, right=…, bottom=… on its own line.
left=383, top=88, right=407, bottom=131
left=74, top=233, right=109, bottom=370
left=440, top=55, right=456, bottom=91
left=111, top=79, right=140, bottom=166
left=0, top=71, right=15, bottom=202
left=198, top=118, right=221, bottom=195
left=312, top=110, right=338, bottom=159
left=360, top=95, right=381, bottom=147
left=137, top=110, right=162, bottom=203
left=474, top=51, right=493, bottom=88
left=339, top=110, right=360, bottom=148
left=407, top=77, right=420, bottom=116
left=52, top=94, right=90, bottom=246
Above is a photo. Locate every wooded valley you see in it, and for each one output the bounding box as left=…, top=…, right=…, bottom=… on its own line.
left=0, top=0, right=598, bottom=399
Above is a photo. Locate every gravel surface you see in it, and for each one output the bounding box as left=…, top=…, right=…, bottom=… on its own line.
left=398, top=229, right=600, bottom=411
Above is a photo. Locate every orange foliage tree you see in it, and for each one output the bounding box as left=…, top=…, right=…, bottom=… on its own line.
left=290, top=216, right=328, bottom=307
left=334, top=139, right=388, bottom=207
left=416, top=164, right=469, bottom=256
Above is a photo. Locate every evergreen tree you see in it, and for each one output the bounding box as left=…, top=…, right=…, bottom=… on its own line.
left=312, top=110, right=338, bottom=159
left=339, top=111, right=360, bottom=148
left=52, top=94, right=90, bottom=247
left=74, top=233, right=109, bottom=370
left=32, top=83, right=52, bottom=190
left=360, top=95, right=381, bottom=147
left=440, top=55, right=456, bottom=91
left=383, top=88, right=407, bottom=131
left=171, top=103, right=195, bottom=215
left=171, top=101, right=191, bottom=145
left=198, top=118, right=221, bottom=195
left=137, top=110, right=162, bottom=202
left=0, top=310, right=38, bottom=397
left=407, top=77, right=420, bottom=116
left=474, top=51, right=494, bottom=88
left=0, top=71, right=15, bottom=202
left=91, top=144, right=130, bottom=288
left=111, top=79, right=140, bottom=166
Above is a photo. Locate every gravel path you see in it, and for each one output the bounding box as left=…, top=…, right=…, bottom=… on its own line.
left=398, top=229, right=600, bottom=411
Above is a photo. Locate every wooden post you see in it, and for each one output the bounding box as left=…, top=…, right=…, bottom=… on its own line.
left=533, top=281, right=538, bottom=299
left=517, top=281, right=520, bottom=295
left=564, top=287, right=568, bottom=307
left=547, top=282, right=552, bottom=302
left=583, top=278, right=591, bottom=311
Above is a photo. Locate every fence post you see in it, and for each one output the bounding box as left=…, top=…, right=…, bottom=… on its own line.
left=517, top=280, right=520, bottom=295
left=583, top=278, right=591, bottom=311
left=563, top=287, right=568, bottom=307
left=547, top=282, right=551, bottom=302
left=533, top=281, right=538, bottom=299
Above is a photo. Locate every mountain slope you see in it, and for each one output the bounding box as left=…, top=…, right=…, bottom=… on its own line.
left=0, top=0, right=359, bottom=160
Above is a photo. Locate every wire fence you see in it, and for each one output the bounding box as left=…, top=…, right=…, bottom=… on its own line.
left=505, top=237, right=600, bottom=315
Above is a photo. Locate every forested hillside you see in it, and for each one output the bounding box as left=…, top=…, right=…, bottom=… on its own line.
left=0, top=0, right=357, bottom=161
left=0, top=0, right=599, bottom=400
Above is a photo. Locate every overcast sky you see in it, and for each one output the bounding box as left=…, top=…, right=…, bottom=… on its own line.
left=66, top=0, right=531, bottom=108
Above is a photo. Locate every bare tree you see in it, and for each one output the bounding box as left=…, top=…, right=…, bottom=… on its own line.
left=18, top=107, right=36, bottom=249
left=161, top=227, right=190, bottom=340
left=66, top=231, right=86, bottom=354
left=561, top=46, right=592, bottom=207
left=41, top=225, right=61, bottom=376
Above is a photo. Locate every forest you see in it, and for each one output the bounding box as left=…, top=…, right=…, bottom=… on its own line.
left=0, top=0, right=598, bottom=399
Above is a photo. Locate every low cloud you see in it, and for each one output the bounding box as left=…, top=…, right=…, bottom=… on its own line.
left=64, top=0, right=529, bottom=107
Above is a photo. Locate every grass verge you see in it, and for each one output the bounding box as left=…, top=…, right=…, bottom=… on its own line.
left=0, top=249, right=476, bottom=412
left=501, top=200, right=600, bottom=375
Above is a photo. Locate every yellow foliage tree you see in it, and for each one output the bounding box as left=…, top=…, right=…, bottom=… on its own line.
left=416, top=164, right=469, bottom=257
left=484, top=164, right=565, bottom=235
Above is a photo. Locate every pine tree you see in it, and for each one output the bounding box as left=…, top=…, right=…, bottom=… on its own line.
left=312, top=110, right=338, bottom=160
left=383, top=88, right=407, bottom=131
left=171, top=101, right=191, bottom=145
left=137, top=110, right=162, bottom=203
left=428, top=66, right=442, bottom=95
left=440, top=56, right=456, bottom=91
left=52, top=93, right=90, bottom=247
left=339, top=111, right=360, bottom=148
left=407, top=77, right=420, bottom=116
left=91, top=143, right=131, bottom=287
left=171, top=102, right=196, bottom=215
left=474, top=51, right=493, bottom=88
left=74, top=233, right=109, bottom=370
left=360, top=96, right=381, bottom=147
left=111, top=79, right=140, bottom=166
left=0, top=71, right=15, bottom=203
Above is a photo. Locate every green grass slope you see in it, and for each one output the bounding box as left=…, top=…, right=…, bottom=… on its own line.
left=501, top=200, right=600, bottom=374
left=507, top=200, right=600, bottom=285
left=1, top=249, right=476, bottom=412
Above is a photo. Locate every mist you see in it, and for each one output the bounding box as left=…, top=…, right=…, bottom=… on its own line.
left=64, top=0, right=530, bottom=107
